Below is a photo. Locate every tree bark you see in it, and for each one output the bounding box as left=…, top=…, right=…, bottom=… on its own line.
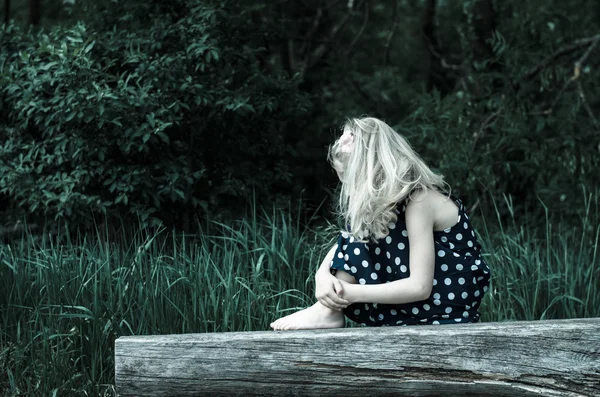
left=115, top=318, right=600, bottom=397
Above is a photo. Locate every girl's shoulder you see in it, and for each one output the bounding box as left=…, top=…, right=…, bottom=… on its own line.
left=403, top=189, right=461, bottom=232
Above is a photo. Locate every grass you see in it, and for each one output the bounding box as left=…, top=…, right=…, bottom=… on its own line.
left=1, top=197, right=599, bottom=396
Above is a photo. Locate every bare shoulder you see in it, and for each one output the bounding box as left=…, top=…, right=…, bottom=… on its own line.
left=406, top=189, right=458, bottom=231
left=405, top=190, right=435, bottom=220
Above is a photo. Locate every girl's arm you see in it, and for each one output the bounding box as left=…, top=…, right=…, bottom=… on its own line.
left=343, top=195, right=436, bottom=305
left=315, top=244, right=350, bottom=310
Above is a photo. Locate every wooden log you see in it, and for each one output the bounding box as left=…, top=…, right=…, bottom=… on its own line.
left=115, top=318, right=600, bottom=397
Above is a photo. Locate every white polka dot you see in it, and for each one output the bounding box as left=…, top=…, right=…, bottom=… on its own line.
left=359, top=278, right=366, bottom=284
left=378, top=313, right=384, bottom=321
left=433, top=293, right=440, bottom=299
left=386, top=251, right=391, bottom=259
left=444, top=278, right=451, bottom=285
left=471, top=265, right=478, bottom=271
left=343, top=244, right=348, bottom=250
left=466, top=305, right=471, bottom=310
left=375, top=247, right=381, bottom=255
left=400, top=309, right=407, bottom=314
left=463, top=222, right=468, bottom=229
left=354, top=309, right=360, bottom=315
left=400, top=265, right=407, bottom=273
left=351, top=266, right=357, bottom=273
left=337, top=252, right=343, bottom=259
left=412, top=307, right=419, bottom=315
left=390, top=309, right=397, bottom=315
left=478, top=276, right=484, bottom=281
left=375, top=263, right=381, bottom=271
left=423, top=304, right=430, bottom=311
left=441, top=236, right=448, bottom=243
left=449, top=242, right=455, bottom=250
left=443, top=227, right=451, bottom=233
left=433, top=299, right=441, bottom=306
left=461, top=291, right=468, bottom=299
left=467, top=240, right=473, bottom=247
left=385, top=236, right=392, bottom=244
left=472, top=301, right=478, bottom=307
left=342, top=231, right=349, bottom=239
left=437, top=250, right=446, bottom=257
left=456, top=264, right=463, bottom=271
left=456, top=233, right=463, bottom=240
left=397, top=242, right=405, bottom=250
left=349, top=236, right=355, bottom=243
left=454, top=318, right=462, bottom=322
left=474, top=290, right=480, bottom=297
left=402, top=230, right=408, bottom=237
left=432, top=320, right=440, bottom=325
left=472, top=277, right=477, bottom=284
left=475, top=259, right=481, bottom=265
left=354, top=248, right=360, bottom=255
left=471, top=230, right=475, bottom=237
left=364, top=303, right=370, bottom=310
left=344, top=264, right=350, bottom=271
left=396, top=320, right=403, bottom=325
left=453, top=252, right=460, bottom=257
left=442, top=314, right=450, bottom=319
left=362, top=260, right=369, bottom=268
left=483, top=285, right=488, bottom=292
left=458, top=277, right=465, bottom=285
left=432, top=279, right=437, bottom=286
left=463, top=311, right=469, bottom=318
left=386, top=266, right=392, bottom=273
left=445, top=307, right=452, bottom=314
left=441, top=264, right=448, bottom=271
left=344, top=254, right=349, bottom=261
left=395, top=257, right=401, bottom=265
left=448, top=292, right=455, bottom=300
left=388, top=222, right=396, bottom=229
left=371, top=273, right=378, bottom=280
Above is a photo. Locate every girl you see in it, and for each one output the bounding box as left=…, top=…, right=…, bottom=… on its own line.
left=270, top=117, right=490, bottom=330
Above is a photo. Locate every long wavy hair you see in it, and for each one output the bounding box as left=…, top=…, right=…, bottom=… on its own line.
left=328, top=117, right=448, bottom=242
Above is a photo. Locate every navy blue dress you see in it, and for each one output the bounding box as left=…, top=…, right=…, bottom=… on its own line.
left=330, top=197, right=490, bottom=326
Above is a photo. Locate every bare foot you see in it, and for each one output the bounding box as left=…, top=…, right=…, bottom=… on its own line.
left=270, top=302, right=345, bottom=331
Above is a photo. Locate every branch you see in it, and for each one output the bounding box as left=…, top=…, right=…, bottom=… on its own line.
left=383, top=0, right=399, bottom=68
left=300, top=7, right=323, bottom=56
left=522, top=33, right=600, bottom=82
left=345, top=0, right=369, bottom=59
left=300, top=0, right=364, bottom=75
left=576, top=80, right=600, bottom=133
left=532, top=35, right=600, bottom=117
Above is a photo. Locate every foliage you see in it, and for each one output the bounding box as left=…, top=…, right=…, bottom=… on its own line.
left=0, top=1, right=310, bottom=228
left=1, top=200, right=599, bottom=395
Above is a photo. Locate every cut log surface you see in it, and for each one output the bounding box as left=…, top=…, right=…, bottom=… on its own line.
left=115, top=318, right=600, bottom=397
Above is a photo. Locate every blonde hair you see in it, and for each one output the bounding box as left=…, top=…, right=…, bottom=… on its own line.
left=328, top=117, right=448, bottom=242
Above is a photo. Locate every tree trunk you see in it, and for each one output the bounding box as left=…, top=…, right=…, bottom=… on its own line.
left=28, top=0, right=41, bottom=26
left=4, top=0, right=9, bottom=24
left=115, top=317, right=600, bottom=396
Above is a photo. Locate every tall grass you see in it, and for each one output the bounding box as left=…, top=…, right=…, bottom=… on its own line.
left=0, top=207, right=329, bottom=396
left=1, top=197, right=599, bottom=396
left=478, top=193, right=600, bottom=321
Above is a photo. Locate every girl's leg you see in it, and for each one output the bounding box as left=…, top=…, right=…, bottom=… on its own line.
left=270, top=270, right=357, bottom=331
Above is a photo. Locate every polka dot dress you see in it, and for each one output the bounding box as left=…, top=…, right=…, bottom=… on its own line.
left=330, top=197, right=491, bottom=326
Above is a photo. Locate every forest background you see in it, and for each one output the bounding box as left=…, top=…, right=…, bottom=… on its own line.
left=0, top=0, right=599, bottom=395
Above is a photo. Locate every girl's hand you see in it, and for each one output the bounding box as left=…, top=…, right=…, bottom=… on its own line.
left=315, top=270, right=350, bottom=311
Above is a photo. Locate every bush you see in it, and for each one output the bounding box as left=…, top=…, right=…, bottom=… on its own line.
left=0, top=1, right=310, bottom=229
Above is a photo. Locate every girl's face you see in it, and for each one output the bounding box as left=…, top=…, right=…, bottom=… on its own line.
left=339, top=128, right=354, bottom=153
